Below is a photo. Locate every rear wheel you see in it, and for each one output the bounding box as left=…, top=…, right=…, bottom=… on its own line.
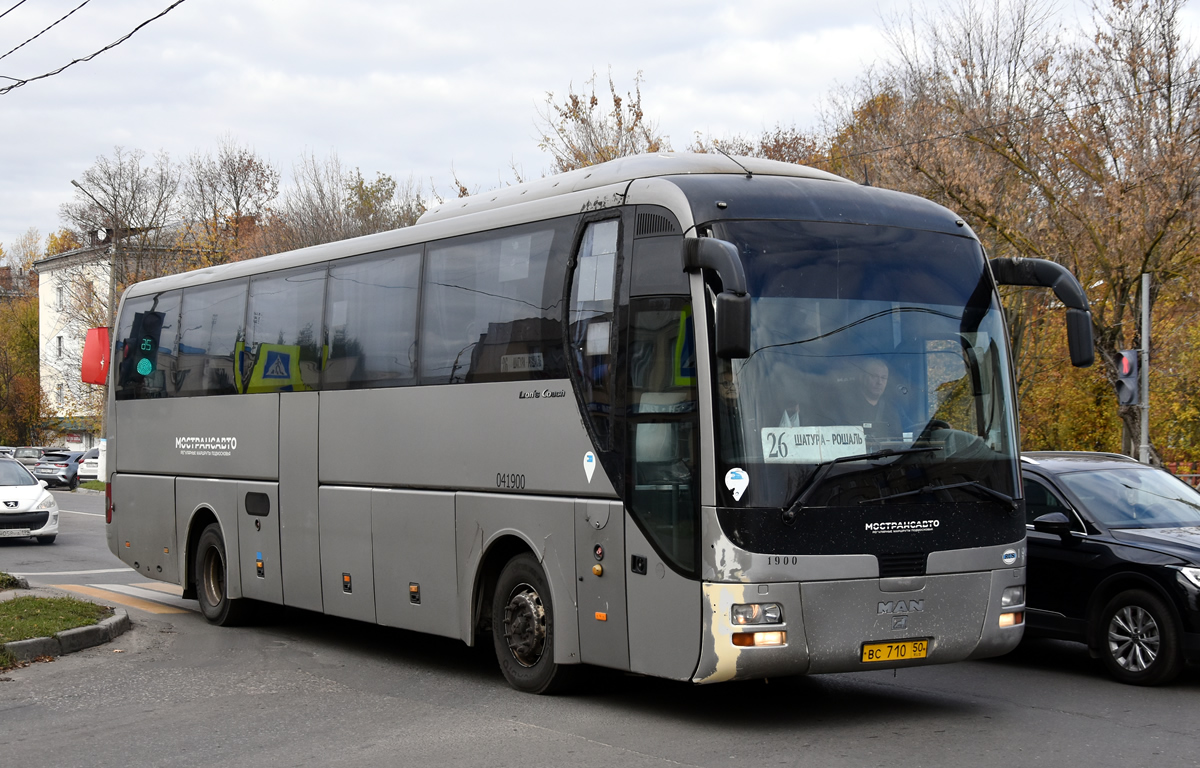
left=68, top=474, right=79, bottom=490
left=1098, top=589, right=1182, bottom=686
left=194, top=523, right=249, bottom=626
left=491, top=552, right=575, bottom=694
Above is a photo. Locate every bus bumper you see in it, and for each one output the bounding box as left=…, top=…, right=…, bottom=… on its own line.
left=693, top=567, right=1025, bottom=683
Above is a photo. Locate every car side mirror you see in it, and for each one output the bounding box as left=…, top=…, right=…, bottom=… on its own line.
left=1032, top=511, right=1073, bottom=535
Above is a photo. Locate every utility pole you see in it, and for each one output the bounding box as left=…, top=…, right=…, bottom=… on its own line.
left=1140, top=272, right=1151, bottom=464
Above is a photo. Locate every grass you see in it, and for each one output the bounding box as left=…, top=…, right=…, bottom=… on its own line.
left=0, top=596, right=111, bottom=645
left=0, top=572, right=23, bottom=590
left=79, top=480, right=104, bottom=491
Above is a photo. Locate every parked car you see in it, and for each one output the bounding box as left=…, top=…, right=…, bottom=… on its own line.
left=0, top=447, right=13, bottom=458
left=0, top=457, right=58, bottom=544
left=31, top=451, right=84, bottom=490
left=78, top=448, right=100, bottom=481
left=1022, top=451, right=1200, bottom=685
left=12, top=446, right=46, bottom=468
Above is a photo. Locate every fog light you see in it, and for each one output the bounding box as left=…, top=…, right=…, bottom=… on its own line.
left=999, top=611, right=1024, bottom=628
left=731, top=603, right=783, bottom=625
left=1001, top=586, right=1025, bottom=608
left=732, top=631, right=786, bottom=647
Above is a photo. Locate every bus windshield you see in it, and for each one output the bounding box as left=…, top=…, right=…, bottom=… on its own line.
left=711, top=220, right=1019, bottom=510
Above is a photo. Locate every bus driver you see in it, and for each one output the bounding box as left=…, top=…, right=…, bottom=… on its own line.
left=841, top=357, right=900, bottom=436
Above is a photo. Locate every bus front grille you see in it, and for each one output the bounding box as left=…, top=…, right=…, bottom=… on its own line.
left=877, top=552, right=927, bottom=578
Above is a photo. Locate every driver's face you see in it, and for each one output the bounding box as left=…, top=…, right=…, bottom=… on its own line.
left=862, top=360, right=889, bottom=401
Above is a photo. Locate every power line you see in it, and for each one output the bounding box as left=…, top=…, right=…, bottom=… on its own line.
left=0, top=0, right=31, bottom=22
left=0, top=0, right=188, bottom=95
left=0, top=0, right=92, bottom=64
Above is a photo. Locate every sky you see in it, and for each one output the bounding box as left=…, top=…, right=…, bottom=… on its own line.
left=2, top=0, right=1195, bottom=255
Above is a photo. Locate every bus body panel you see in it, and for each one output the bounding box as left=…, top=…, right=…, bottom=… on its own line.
left=372, top=488, right=458, bottom=638
left=110, top=473, right=179, bottom=582
left=237, top=480, right=282, bottom=604
left=455, top=491, right=579, bottom=663
left=318, top=486, right=376, bottom=623
left=318, top=383, right=616, bottom=498
left=695, top=582, right=810, bottom=683
left=279, top=392, right=322, bottom=612
left=175, top=478, right=241, bottom=597
left=115, top=394, right=279, bottom=481
left=625, top=513, right=703, bottom=681
left=574, top=499, right=629, bottom=670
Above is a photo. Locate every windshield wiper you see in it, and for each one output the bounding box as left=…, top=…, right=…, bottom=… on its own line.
left=781, top=446, right=940, bottom=524
left=863, top=480, right=1016, bottom=509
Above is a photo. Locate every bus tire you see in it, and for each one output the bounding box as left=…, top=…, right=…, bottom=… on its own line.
left=491, top=552, right=574, bottom=694
left=195, top=523, right=249, bottom=626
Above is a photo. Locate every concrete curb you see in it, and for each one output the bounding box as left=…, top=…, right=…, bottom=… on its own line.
left=3, top=609, right=130, bottom=662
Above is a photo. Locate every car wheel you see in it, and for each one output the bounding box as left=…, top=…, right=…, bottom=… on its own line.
left=36, top=535, right=56, bottom=545
left=491, top=552, right=575, bottom=694
left=1098, top=589, right=1183, bottom=686
left=69, top=474, right=79, bottom=490
left=194, top=523, right=250, bottom=626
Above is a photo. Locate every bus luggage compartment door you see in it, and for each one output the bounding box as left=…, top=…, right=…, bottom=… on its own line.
left=575, top=499, right=629, bottom=670
left=237, top=482, right=282, bottom=604
left=111, top=473, right=178, bottom=583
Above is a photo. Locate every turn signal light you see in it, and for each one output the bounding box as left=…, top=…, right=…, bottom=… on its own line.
left=732, top=631, right=786, bottom=647
left=999, top=611, right=1024, bottom=628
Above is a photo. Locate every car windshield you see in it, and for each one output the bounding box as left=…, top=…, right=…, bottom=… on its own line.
left=1058, top=468, right=1200, bottom=528
left=711, top=220, right=1019, bottom=509
left=0, top=460, right=37, bottom=486
left=14, top=448, right=39, bottom=458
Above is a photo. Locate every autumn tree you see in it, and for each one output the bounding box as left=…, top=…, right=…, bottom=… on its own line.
left=180, top=136, right=280, bottom=265
left=536, top=70, right=671, bottom=172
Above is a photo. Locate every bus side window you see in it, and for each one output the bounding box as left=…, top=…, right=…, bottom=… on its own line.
left=115, top=290, right=181, bottom=400
left=244, top=266, right=327, bottom=394
left=568, top=219, right=620, bottom=449
left=177, top=279, right=247, bottom=397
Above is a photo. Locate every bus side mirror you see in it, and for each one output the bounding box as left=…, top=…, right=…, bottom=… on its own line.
left=683, top=238, right=751, bottom=359
left=990, top=257, right=1095, bottom=368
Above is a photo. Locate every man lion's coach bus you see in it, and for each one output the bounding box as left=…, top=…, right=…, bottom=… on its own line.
left=104, top=153, right=1093, bottom=693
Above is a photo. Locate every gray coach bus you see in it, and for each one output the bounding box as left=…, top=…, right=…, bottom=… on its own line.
left=105, top=153, right=1093, bottom=693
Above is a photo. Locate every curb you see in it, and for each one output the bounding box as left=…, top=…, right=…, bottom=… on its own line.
left=3, top=609, right=130, bottom=662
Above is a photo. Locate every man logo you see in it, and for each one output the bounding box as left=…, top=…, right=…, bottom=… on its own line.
left=878, top=600, right=924, bottom=615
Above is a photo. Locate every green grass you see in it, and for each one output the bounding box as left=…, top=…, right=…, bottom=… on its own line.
left=0, top=596, right=111, bottom=645
left=79, top=480, right=105, bottom=491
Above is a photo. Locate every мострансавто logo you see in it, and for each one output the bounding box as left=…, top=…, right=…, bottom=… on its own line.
left=864, top=519, right=941, bottom=534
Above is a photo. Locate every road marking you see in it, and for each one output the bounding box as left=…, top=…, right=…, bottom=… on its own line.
left=54, top=584, right=189, bottom=614
left=59, top=509, right=103, bottom=517
left=137, top=581, right=184, bottom=596
left=92, top=583, right=195, bottom=611
left=10, top=567, right=133, bottom=576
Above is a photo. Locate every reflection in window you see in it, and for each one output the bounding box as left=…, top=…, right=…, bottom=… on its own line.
left=420, top=220, right=571, bottom=385
left=177, top=279, right=247, bottom=397
left=115, top=290, right=181, bottom=400
left=569, top=219, right=619, bottom=449
left=244, top=267, right=326, bottom=393
left=324, top=248, right=421, bottom=389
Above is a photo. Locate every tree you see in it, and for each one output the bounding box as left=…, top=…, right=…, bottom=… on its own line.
left=536, top=70, right=671, bottom=173
left=180, top=136, right=280, bottom=266
left=0, top=292, right=48, bottom=445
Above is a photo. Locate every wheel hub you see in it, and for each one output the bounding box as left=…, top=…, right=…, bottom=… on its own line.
left=1108, top=605, right=1160, bottom=672
left=503, top=584, right=546, bottom=667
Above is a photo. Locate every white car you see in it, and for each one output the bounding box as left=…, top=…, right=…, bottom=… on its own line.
left=0, top=458, right=59, bottom=544
left=79, top=448, right=100, bottom=481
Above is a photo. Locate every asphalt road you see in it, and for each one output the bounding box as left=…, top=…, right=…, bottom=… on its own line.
left=2, top=489, right=1199, bottom=767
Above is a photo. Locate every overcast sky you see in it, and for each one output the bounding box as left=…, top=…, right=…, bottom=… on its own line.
left=2, top=0, right=1193, bottom=255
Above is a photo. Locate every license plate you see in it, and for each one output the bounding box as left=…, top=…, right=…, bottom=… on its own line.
left=862, top=639, right=928, bottom=663
left=0, top=529, right=30, bottom=538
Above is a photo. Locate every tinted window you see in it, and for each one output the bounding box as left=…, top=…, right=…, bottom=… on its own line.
left=324, top=247, right=421, bottom=389
left=1024, top=477, right=1073, bottom=527
left=568, top=218, right=620, bottom=449
left=115, top=290, right=182, bottom=400
left=177, top=279, right=248, bottom=397
left=244, top=267, right=326, bottom=393
left=420, top=218, right=574, bottom=384
left=1058, top=468, right=1200, bottom=528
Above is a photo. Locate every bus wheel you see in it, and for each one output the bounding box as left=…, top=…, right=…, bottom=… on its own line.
left=195, top=523, right=249, bottom=626
left=1098, top=589, right=1182, bottom=686
left=491, top=552, right=574, bottom=694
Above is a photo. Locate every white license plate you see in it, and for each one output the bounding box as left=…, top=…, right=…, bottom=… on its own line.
left=0, top=528, right=30, bottom=538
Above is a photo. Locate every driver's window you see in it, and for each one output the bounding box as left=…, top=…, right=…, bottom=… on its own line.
left=1024, top=477, right=1081, bottom=531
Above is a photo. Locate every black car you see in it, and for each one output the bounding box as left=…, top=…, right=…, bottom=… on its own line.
left=1022, top=451, right=1200, bottom=685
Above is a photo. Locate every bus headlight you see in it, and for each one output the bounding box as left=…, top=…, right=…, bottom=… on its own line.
left=731, top=603, right=782, bottom=625
left=1000, top=586, right=1024, bottom=608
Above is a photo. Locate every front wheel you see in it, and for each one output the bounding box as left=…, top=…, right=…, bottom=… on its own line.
left=194, top=523, right=249, bottom=626
left=1098, top=589, right=1183, bottom=686
left=491, top=552, right=575, bottom=694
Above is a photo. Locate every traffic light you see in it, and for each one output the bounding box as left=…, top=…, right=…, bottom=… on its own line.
left=130, top=311, right=164, bottom=380
left=1116, top=349, right=1139, bottom=406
